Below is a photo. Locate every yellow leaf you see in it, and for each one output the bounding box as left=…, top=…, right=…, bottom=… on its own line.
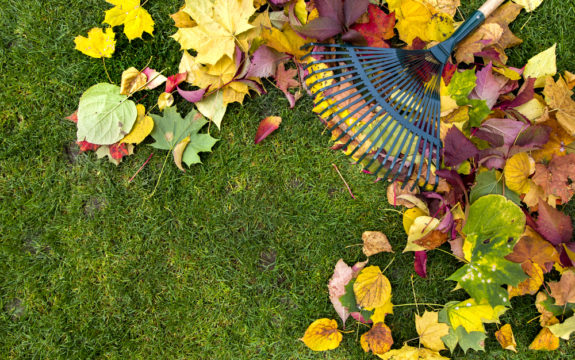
left=543, top=76, right=575, bottom=136
left=223, top=81, right=250, bottom=105
left=120, top=67, right=147, bottom=95
left=371, top=299, right=394, bottom=324
left=504, top=152, right=535, bottom=194
left=508, top=261, right=544, bottom=298
left=261, top=24, right=311, bottom=59
left=493, top=66, right=522, bottom=80
left=513, top=96, right=546, bottom=121
left=193, top=56, right=237, bottom=90
left=74, top=27, right=116, bottom=58
left=405, top=216, right=439, bottom=252
left=121, top=104, right=154, bottom=144
left=171, top=9, right=196, bottom=28
left=531, top=115, right=575, bottom=161
left=172, top=0, right=255, bottom=64
left=294, top=0, right=309, bottom=24
left=388, top=0, right=454, bottom=45
left=529, top=327, right=560, bottom=351
left=377, top=344, right=449, bottom=359
left=354, top=266, right=392, bottom=309
left=104, top=0, right=154, bottom=40
left=173, top=136, right=191, bottom=171
left=440, top=79, right=459, bottom=115
left=422, top=0, right=460, bottom=17
left=179, top=51, right=201, bottom=84
left=360, top=323, right=393, bottom=354
left=524, top=44, right=557, bottom=88
left=300, top=318, right=342, bottom=351
left=495, top=324, right=517, bottom=352
left=447, top=299, right=506, bottom=333
left=415, top=311, right=450, bottom=351
left=158, top=92, right=174, bottom=111
left=565, top=71, right=575, bottom=90
left=402, top=207, right=427, bottom=234
left=512, top=0, right=544, bottom=12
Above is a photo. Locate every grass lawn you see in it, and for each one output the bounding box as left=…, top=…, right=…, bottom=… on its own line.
left=1, top=0, right=574, bottom=358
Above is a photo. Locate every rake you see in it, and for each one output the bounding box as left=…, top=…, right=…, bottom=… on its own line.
left=302, top=0, right=505, bottom=189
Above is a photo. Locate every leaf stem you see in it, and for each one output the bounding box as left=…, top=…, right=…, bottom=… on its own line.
left=393, top=303, right=445, bottom=308
left=332, top=163, right=356, bottom=199
left=102, top=58, right=113, bottom=83
left=128, top=152, right=154, bottom=183
left=146, top=149, right=171, bottom=199
left=382, top=255, right=396, bottom=274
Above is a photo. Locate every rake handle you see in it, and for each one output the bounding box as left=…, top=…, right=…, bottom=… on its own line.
left=478, top=0, right=507, bottom=17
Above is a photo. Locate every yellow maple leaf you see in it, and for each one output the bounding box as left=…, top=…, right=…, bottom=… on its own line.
left=261, top=24, right=311, bottom=59
left=415, top=311, right=450, bottom=351
left=354, top=266, right=392, bottom=309
left=504, top=152, right=535, bottom=194
left=543, top=75, right=575, bottom=136
left=121, top=104, right=154, bottom=144
left=495, top=323, right=517, bottom=352
left=172, top=0, right=256, bottom=65
left=377, top=344, right=449, bottom=359
left=524, top=44, right=557, bottom=88
left=74, top=27, right=116, bottom=58
left=387, top=0, right=454, bottom=45
left=103, top=0, right=154, bottom=40
left=447, top=299, right=506, bottom=333
left=300, top=318, right=342, bottom=351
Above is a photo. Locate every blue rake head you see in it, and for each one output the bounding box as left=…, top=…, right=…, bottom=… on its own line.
left=302, top=44, right=444, bottom=189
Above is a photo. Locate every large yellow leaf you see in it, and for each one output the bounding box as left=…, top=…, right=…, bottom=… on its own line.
left=74, top=27, right=116, bottom=58
left=415, top=311, right=449, bottom=351
left=172, top=0, right=255, bottom=64
left=529, top=327, right=560, bottom=351
left=121, top=104, right=154, bottom=144
left=495, top=323, right=517, bottom=352
left=300, top=318, right=342, bottom=351
left=360, top=323, right=393, bottom=354
left=504, top=152, right=535, bottom=194
left=103, top=0, right=154, bottom=40
left=261, top=24, right=311, bottom=59
left=543, top=75, right=575, bottom=136
left=447, top=299, right=506, bottom=333
left=377, top=344, right=449, bottom=359
left=524, top=44, right=557, bottom=88
left=388, top=0, right=454, bottom=45
left=354, top=266, right=392, bottom=309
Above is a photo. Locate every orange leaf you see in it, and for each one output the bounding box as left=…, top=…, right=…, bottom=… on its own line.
left=495, top=324, right=517, bottom=352
left=529, top=327, right=560, bottom=351
left=254, top=116, right=281, bottom=144
left=360, top=322, right=393, bottom=354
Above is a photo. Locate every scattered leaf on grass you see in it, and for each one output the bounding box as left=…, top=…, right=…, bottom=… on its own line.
left=548, top=315, right=575, bottom=340
left=254, top=116, right=282, bottom=144
left=104, top=0, right=154, bottom=40
left=74, top=27, right=116, bottom=58
left=360, top=322, right=393, bottom=354
left=495, top=324, right=517, bottom=352
left=529, top=327, right=560, bottom=351
left=300, top=318, right=342, bottom=351
left=354, top=266, right=392, bottom=309
left=362, top=231, right=393, bottom=257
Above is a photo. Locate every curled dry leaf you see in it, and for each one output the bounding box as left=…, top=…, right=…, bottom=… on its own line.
left=120, top=67, right=147, bottom=95
left=354, top=266, right=392, bottom=309
left=495, top=324, right=517, bottom=352
left=173, top=136, right=191, bottom=172
left=300, top=318, right=342, bottom=351
left=386, top=181, right=419, bottom=207
left=403, top=207, right=427, bottom=234
left=360, top=322, right=393, bottom=355
left=362, top=231, right=393, bottom=257
left=158, top=92, right=174, bottom=111
left=254, top=116, right=282, bottom=144
left=529, top=327, right=560, bottom=351
left=547, top=270, right=575, bottom=306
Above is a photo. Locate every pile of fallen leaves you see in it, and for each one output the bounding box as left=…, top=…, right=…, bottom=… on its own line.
left=69, top=0, right=574, bottom=357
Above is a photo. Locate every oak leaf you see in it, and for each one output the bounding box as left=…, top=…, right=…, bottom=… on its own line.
left=362, top=231, right=393, bottom=257
left=103, top=0, right=154, bottom=40
left=354, top=266, right=392, bottom=309
left=74, top=27, right=116, bottom=58
left=415, top=311, right=449, bottom=351
left=495, top=324, right=517, bottom=352
left=300, top=318, right=342, bottom=351
left=360, top=322, right=393, bottom=354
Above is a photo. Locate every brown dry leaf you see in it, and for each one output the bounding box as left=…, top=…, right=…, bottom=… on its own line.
left=547, top=270, right=575, bottom=306
left=387, top=181, right=420, bottom=207
left=300, top=318, right=342, bottom=351
left=413, top=230, right=448, bottom=251
left=505, top=227, right=561, bottom=272
left=495, top=324, right=517, bottom=352
left=532, top=153, right=575, bottom=203
left=415, top=311, right=449, bottom=351
left=543, top=76, right=575, bottom=136
left=362, top=231, right=394, bottom=257
left=565, top=71, right=575, bottom=89
left=354, top=266, right=392, bottom=309
left=454, top=2, right=523, bottom=64
left=529, top=327, right=560, bottom=351
left=508, top=261, right=543, bottom=298
left=531, top=115, right=575, bottom=162
left=173, top=136, right=191, bottom=172
left=360, top=322, right=393, bottom=354
left=120, top=67, right=147, bottom=95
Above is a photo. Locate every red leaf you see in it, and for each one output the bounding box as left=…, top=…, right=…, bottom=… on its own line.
left=536, top=199, right=573, bottom=246
left=165, top=72, right=187, bottom=93
left=443, top=127, right=479, bottom=167
left=414, top=251, right=427, bottom=278
left=275, top=63, right=300, bottom=108
left=77, top=140, right=99, bottom=152
left=255, top=116, right=282, bottom=144
left=296, top=16, right=344, bottom=41
left=351, top=5, right=395, bottom=48
left=66, top=111, right=78, bottom=123
left=498, top=77, right=536, bottom=110
left=109, top=143, right=130, bottom=160
left=246, top=46, right=286, bottom=79
left=442, top=63, right=457, bottom=85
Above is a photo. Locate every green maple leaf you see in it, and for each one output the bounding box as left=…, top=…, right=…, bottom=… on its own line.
left=150, top=106, right=218, bottom=167
left=448, top=195, right=527, bottom=307
left=447, top=69, right=491, bottom=127
left=438, top=302, right=490, bottom=353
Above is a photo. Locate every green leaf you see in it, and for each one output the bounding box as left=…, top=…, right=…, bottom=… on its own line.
left=196, top=91, right=227, bottom=129
left=150, top=107, right=208, bottom=150
left=454, top=326, right=486, bottom=353
left=77, top=83, right=137, bottom=145
left=448, top=69, right=477, bottom=102
left=548, top=315, right=575, bottom=340
left=182, top=133, right=219, bottom=166
left=465, top=99, right=492, bottom=128
left=469, top=170, right=521, bottom=205
left=447, top=195, right=527, bottom=306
